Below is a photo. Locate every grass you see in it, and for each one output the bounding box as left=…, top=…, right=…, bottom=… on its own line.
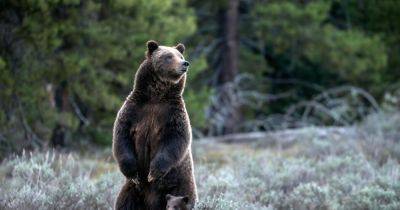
left=1, top=111, right=400, bottom=210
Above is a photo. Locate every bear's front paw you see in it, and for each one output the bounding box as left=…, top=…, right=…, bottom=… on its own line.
left=130, top=174, right=140, bottom=185
left=147, top=173, right=154, bottom=183
left=147, top=169, right=164, bottom=183
left=119, top=157, right=138, bottom=178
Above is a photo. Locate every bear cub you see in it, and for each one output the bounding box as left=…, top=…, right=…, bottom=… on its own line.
left=166, top=194, right=190, bottom=210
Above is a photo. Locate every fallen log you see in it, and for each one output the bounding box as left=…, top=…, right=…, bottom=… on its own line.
left=195, top=126, right=358, bottom=145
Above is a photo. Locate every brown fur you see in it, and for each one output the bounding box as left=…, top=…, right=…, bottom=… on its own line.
left=113, top=40, right=197, bottom=210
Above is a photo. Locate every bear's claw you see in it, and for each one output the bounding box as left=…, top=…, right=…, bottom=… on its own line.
left=147, top=174, right=154, bottom=182
left=129, top=174, right=140, bottom=185
left=130, top=178, right=139, bottom=185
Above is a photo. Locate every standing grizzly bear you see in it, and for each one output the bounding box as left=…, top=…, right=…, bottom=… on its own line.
left=113, top=40, right=197, bottom=210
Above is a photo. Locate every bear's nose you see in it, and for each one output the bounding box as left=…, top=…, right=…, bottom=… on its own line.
left=183, top=61, right=190, bottom=67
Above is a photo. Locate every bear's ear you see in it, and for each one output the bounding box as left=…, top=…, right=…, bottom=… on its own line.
left=182, top=196, right=189, bottom=204
left=147, top=40, right=159, bottom=56
left=166, top=194, right=172, bottom=201
left=175, top=43, right=185, bottom=54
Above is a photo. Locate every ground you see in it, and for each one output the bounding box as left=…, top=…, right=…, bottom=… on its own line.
left=1, top=112, right=400, bottom=210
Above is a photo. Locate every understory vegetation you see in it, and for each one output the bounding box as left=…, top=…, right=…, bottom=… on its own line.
left=1, top=111, right=399, bottom=210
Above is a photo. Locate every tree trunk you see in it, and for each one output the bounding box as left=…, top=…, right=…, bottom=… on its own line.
left=50, top=80, right=68, bottom=148
left=217, top=0, right=240, bottom=134
left=218, top=0, right=239, bottom=84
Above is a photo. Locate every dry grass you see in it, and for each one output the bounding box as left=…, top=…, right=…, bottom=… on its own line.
left=1, top=111, right=400, bottom=210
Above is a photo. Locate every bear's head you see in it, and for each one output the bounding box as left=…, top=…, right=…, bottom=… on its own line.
left=146, top=40, right=189, bottom=84
left=165, top=194, right=189, bottom=210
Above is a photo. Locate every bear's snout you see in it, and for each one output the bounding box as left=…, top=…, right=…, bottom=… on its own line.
left=183, top=61, right=190, bottom=67
left=180, top=61, right=190, bottom=73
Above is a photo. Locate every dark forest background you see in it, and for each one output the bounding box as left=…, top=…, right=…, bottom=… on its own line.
left=1, top=0, right=400, bottom=158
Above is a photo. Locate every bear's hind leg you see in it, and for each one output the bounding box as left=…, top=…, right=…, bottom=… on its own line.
left=145, top=189, right=165, bottom=210
left=115, top=180, right=143, bottom=210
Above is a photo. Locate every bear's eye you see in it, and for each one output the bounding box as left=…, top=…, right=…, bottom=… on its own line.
left=166, top=55, right=173, bottom=60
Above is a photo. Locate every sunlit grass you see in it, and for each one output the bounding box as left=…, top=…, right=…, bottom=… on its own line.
left=1, top=112, right=400, bottom=210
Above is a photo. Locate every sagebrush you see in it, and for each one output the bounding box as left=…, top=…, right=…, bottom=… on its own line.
left=1, top=111, right=400, bottom=210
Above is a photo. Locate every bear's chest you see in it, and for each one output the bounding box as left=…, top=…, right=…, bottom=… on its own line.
left=131, top=103, right=168, bottom=166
